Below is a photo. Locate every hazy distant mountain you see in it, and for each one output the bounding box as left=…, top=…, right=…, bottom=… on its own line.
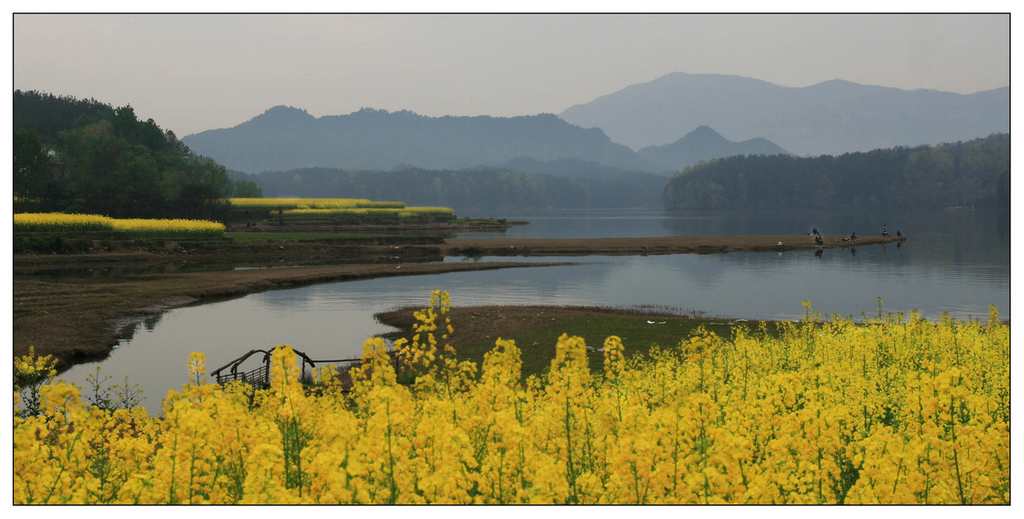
left=638, top=126, right=787, bottom=172
left=561, top=72, right=1009, bottom=155
left=183, top=106, right=653, bottom=173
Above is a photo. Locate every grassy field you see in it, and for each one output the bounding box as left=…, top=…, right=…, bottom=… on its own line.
left=224, top=231, right=369, bottom=242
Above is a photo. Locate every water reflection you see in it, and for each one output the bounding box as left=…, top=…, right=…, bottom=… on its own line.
left=469, top=208, right=1009, bottom=282
left=57, top=208, right=1009, bottom=413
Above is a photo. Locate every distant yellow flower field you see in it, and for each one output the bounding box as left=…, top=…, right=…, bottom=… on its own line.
left=14, top=212, right=225, bottom=235
left=228, top=197, right=453, bottom=217
left=13, top=292, right=1009, bottom=504
left=227, top=197, right=374, bottom=209
left=397, top=206, right=455, bottom=215
left=283, top=206, right=455, bottom=217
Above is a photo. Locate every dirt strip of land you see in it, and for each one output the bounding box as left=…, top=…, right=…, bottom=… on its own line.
left=13, top=261, right=571, bottom=370
left=443, top=234, right=903, bottom=256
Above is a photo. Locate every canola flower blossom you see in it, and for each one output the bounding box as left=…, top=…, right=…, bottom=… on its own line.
left=14, top=213, right=225, bottom=236
left=282, top=207, right=454, bottom=218
left=14, top=346, right=58, bottom=417
left=228, top=198, right=390, bottom=209
left=227, top=198, right=452, bottom=218
left=188, top=352, right=206, bottom=386
left=13, top=293, right=1009, bottom=504
left=13, top=213, right=111, bottom=232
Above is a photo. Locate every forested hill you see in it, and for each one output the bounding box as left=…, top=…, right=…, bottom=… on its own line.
left=241, top=165, right=668, bottom=211
left=638, top=126, right=787, bottom=172
left=13, top=90, right=254, bottom=218
left=663, top=134, right=1009, bottom=211
left=183, top=106, right=654, bottom=173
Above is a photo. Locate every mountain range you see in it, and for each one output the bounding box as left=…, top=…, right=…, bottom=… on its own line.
left=561, top=72, right=1008, bottom=155
left=638, top=125, right=787, bottom=171
left=183, top=107, right=650, bottom=173
left=182, top=106, right=786, bottom=175
left=182, top=72, right=1007, bottom=180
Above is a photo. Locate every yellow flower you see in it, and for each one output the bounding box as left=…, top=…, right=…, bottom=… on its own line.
left=187, top=352, right=206, bottom=384
left=14, top=212, right=224, bottom=235
left=11, top=292, right=1009, bottom=504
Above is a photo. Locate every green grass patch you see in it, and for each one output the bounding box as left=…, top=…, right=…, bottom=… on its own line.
left=483, top=312, right=749, bottom=376
left=225, top=231, right=368, bottom=242
left=377, top=306, right=779, bottom=378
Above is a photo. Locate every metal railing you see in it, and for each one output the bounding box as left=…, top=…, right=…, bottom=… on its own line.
left=209, top=347, right=392, bottom=390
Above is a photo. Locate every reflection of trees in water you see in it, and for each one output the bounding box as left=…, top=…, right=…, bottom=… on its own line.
left=143, top=314, right=163, bottom=332
left=255, top=263, right=604, bottom=311
left=116, top=312, right=165, bottom=344
left=222, top=207, right=1007, bottom=326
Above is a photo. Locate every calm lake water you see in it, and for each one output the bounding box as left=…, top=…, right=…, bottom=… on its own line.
left=57, top=208, right=1009, bottom=413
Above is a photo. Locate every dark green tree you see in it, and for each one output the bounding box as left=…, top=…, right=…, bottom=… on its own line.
left=663, top=134, right=1009, bottom=211
left=13, top=128, right=51, bottom=202
left=14, top=90, right=232, bottom=218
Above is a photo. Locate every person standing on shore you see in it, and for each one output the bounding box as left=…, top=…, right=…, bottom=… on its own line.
left=811, top=227, right=823, bottom=246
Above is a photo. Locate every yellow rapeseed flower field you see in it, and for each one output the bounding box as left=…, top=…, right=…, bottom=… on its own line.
left=354, top=200, right=406, bottom=209
left=398, top=206, right=455, bottom=216
left=282, top=207, right=391, bottom=216
left=13, top=292, right=1008, bottom=504
left=109, top=218, right=226, bottom=234
left=228, top=198, right=453, bottom=221
left=14, top=213, right=116, bottom=232
left=227, top=198, right=376, bottom=209
left=14, top=213, right=225, bottom=236
left=282, top=206, right=455, bottom=217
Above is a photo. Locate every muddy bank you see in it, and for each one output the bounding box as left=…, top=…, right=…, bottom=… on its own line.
left=14, top=261, right=571, bottom=371
left=13, top=240, right=444, bottom=276
left=14, top=232, right=900, bottom=277
left=442, top=234, right=904, bottom=256
left=230, top=218, right=527, bottom=233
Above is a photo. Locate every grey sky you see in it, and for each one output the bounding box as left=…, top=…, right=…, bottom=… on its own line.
left=14, top=13, right=1009, bottom=136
